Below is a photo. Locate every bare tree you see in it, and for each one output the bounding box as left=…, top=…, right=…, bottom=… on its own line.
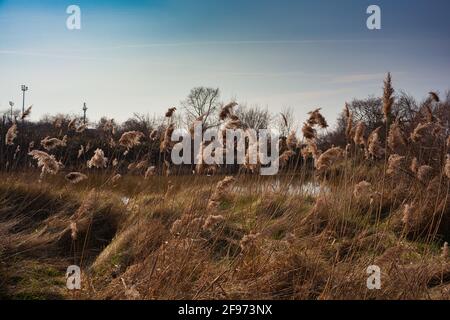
left=181, top=87, right=221, bottom=129
left=235, top=104, right=272, bottom=130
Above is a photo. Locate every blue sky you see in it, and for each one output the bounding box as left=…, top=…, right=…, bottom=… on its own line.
left=1, top=0, right=449, bottom=125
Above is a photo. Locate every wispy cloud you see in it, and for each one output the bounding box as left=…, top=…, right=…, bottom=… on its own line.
left=330, top=73, right=393, bottom=84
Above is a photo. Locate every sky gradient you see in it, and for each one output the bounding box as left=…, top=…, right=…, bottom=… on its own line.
left=1, top=0, right=449, bottom=126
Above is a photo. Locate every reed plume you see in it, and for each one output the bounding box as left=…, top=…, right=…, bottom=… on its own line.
left=383, top=72, right=394, bottom=123
left=40, top=136, right=67, bottom=151
left=21, top=105, right=32, bottom=120
left=315, top=147, right=343, bottom=171
left=307, top=108, right=328, bottom=128
left=366, top=127, right=384, bottom=159
left=5, top=123, right=17, bottom=146
left=207, top=176, right=235, bottom=210
left=387, top=120, right=406, bottom=152
left=353, top=181, right=372, bottom=198
left=417, top=165, right=433, bottom=183
left=119, top=131, right=144, bottom=150
left=28, top=150, right=61, bottom=177
left=87, top=149, right=108, bottom=169
left=202, top=215, right=225, bottom=231
left=220, top=102, right=238, bottom=120
left=353, top=121, right=366, bottom=146
left=402, top=204, right=414, bottom=229
left=65, top=172, right=88, bottom=184
left=345, top=104, right=353, bottom=140
left=302, top=123, right=316, bottom=140
left=165, top=107, right=177, bottom=118
left=429, top=91, right=440, bottom=103
left=387, top=154, right=405, bottom=175
left=70, top=222, right=78, bottom=241
left=240, top=232, right=260, bottom=252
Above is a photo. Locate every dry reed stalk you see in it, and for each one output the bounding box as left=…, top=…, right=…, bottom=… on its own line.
left=410, top=157, right=419, bottom=174
left=144, top=166, right=156, bottom=179
left=111, top=174, right=122, bottom=184
left=121, top=278, right=141, bottom=300
left=149, top=129, right=159, bottom=141
left=160, top=124, right=175, bottom=152
left=224, top=115, right=242, bottom=130
left=76, top=124, right=87, bottom=133
left=286, top=131, right=298, bottom=150
left=68, top=118, right=77, bottom=131
left=277, top=150, right=295, bottom=169
left=77, top=145, right=85, bottom=159
left=345, top=103, right=353, bottom=139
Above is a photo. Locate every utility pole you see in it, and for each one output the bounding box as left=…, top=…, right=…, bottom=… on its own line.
left=83, top=102, right=87, bottom=124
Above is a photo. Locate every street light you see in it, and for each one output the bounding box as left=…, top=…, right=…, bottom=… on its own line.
left=21, top=85, right=28, bottom=118
left=82, top=102, right=88, bottom=124
left=8, top=101, right=14, bottom=121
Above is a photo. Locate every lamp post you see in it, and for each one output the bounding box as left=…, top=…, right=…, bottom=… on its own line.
left=21, top=85, right=28, bottom=117
left=8, top=101, right=14, bottom=122
left=82, top=103, right=87, bottom=124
